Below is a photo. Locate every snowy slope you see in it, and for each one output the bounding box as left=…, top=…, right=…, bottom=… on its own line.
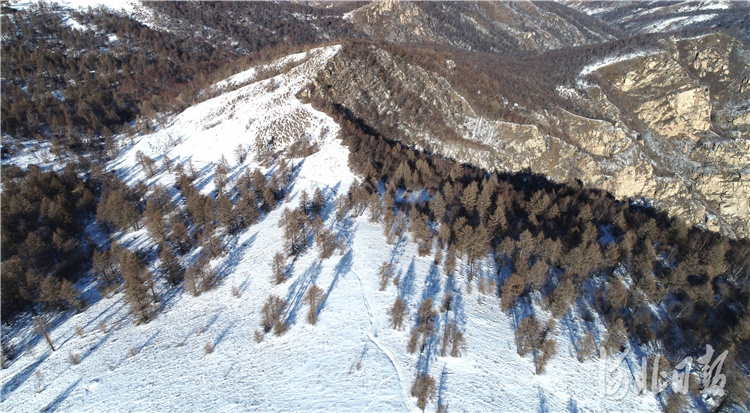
left=1, top=47, right=663, bottom=412
left=110, top=45, right=341, bottom=193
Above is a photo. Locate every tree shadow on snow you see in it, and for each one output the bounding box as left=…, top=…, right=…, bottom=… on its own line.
left=334, top=216, right=356, bottom=249
left=321, top=182, right=342, bottom=223
left=398, top=259, right=417, bottom=303
left=320, top=249, right=354, bottom=314
left=388, top=235, right=407, bottom=266
left=285, top=260, right=323, bottom=326
left=538, top=386, right=549, bottom=413
left=191, top=162, right=218, bottom=194
left=40, top=378, right=81, bottom=413
left=215, top=232, right=257, bottom=283
left=138, top=329, right=161, bottom=353
left=214, top=322, right=234, bottom=348
left=78, top=326, right=117, bottom=365
left=447, top=276, right=467, bottom=328
left=421, top=262, right=442, bottom=304
left=1, top=351, right=51, bottom=398
left=567, top=397, right=579, bottom=413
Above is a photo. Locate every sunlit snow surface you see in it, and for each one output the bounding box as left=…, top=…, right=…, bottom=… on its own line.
left=1, top=41, right=663, bottom=413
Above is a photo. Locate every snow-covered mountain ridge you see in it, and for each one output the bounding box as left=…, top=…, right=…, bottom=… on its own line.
left=1, top=45, right=666, bottom=413
left=2, top=2, right=750, bottom=412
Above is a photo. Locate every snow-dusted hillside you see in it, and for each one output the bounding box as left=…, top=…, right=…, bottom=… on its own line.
left=2, top=47, right=665, bottom=412
left=111, top=45, right=342, bottom=192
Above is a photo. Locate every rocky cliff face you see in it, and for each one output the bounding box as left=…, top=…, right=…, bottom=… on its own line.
left=597, top=51, right=712, bottom=140
left=343, top=0, right=618, bottom=55
left=563, top=0, right=748, bottom=38
left=306, top=32, right=750, bottom=238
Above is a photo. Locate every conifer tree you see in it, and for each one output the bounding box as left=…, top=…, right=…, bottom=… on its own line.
left=633, top=237, right=656, bottom=282
left=411, top=374, right=436, bottom=412
left=488, top=203, right=508, bottom=239
left=394, top=161, right=412, bottom=189
left=311, top=187, right=325, bottom=217
left=159, top=243, right=183, bottom=286
left=438, top=222, right=451, bottom=246
left=444, top=245, right=457, bottom=276
left=429, top=192, right=446, bottom=223
left=528, top=259, right=549, bottom=291
left=236, top=189, right=259, bottom=229
left=120, top=250, right=157, bottom=323
left=477, top=180, right=494, bottom=223
left=466, top=224, right=490, bottom=264
left=433, top=246, right=443, bottom=266
left=368, top=192, right=383, bottom=223
left=416, top=298, right=438, bottom=349
left=261, top=295, right=287, bottom=335
left=316, top=228, right=338, bottom=260
left=272, top=252, right=287, bottom=285
left=92, top=248, right=121, bottom=295
left=441, top=321, right=466, bottom=357
left=461, top=181, right=479, bottom=213
left=170, top=217, right=191, bottom=254
left=515, top=316, right=557, bottom=374
left=144, top=200, right=167, bottom=244
left=135, top=151, right=157, bottom=178
left=203, top=196, right=217, bottom=228
left=704, top=239, right=727, bottom=279
left=214, top=155, right=230, bottom=194
left=299, top=190, right=310, bottom=215
left=217, top=193, right=235, bottom=232
left=187, top=191, right=207, bottom=229
left=284, top=208, right=308, bottom=257
left=304, top=285, right=325, bottom=325
left=500, top=273, right=525, bottom=311
left=388, top=295, right=408, bottom=330
left=262, top=185, right=276, bottom=212
left=33, top=316, right=55, bottom=351
left=234, top=144, right=247, bottom=164
left=379, top=261, right=394, bottom=291
left=549, top=275, right=576, bottom=317
left=527, top=190, right=550, bottom=226
left=201, top=222, right=224, bottom=258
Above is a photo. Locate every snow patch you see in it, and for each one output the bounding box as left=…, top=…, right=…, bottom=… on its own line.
left=579, top=50, right=661, bottom=77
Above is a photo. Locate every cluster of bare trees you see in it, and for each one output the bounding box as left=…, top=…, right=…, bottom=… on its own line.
left=279, top=187, right=341, bottom=262
left=90, top=151, right=291, bottom=324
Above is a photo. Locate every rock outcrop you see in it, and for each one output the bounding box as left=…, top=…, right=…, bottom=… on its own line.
left=596, top=52, right=712, bottom=140
left=344, top=1, right=618, bottom=55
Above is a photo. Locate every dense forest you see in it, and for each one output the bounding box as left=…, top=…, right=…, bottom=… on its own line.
left=0, top=4, right=233, bottom=155
left=1, top=164, right=97, bottom=317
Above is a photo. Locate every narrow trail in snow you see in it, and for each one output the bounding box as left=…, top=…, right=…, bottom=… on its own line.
left=352, top=268, right=410, bottom=412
